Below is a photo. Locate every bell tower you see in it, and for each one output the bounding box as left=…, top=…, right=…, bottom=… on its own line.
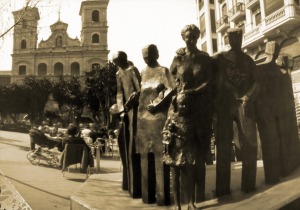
left=12, top=7, right=39, bottom=53
left=79, top=0, right=109, bottom=69
left=79, top=0, right=109, bottom=50
left=12, top=7, right=39, bottom=76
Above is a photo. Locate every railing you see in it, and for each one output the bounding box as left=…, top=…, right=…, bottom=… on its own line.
left=216, top=15, right=229, bottom=29
left=265, top=7, right=285, bottom=26
left=229, top=2, right=245, bottom=17
left=244, top=24, right=261, bottom=40
left=245, top=0, right=259, bottom=8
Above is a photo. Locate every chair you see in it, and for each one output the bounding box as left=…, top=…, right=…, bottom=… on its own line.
left=60, top=144, right=94, bottom=178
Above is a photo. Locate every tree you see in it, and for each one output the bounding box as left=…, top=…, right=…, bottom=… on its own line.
left=84, top=62, right=118, bottom=125
left=52, top=76, right=85, bottom=125
left=23, top=76, right=52, bottom=123
left=0, top=83, right=30, bottom=123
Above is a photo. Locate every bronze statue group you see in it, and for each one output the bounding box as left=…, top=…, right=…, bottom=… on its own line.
left=110, top=25, right=300, bottom=210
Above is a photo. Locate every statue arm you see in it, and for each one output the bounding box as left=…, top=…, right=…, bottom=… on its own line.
left=116, top=73, right=125, bottom=113
left=130, top=67, right=141, bottom=92
left=165, top=67, right=176, bottom=89
left=183, top=59, right=212, bottom=95
left=245, top=61, right=258, bottom=100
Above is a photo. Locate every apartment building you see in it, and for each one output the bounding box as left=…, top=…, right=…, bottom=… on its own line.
left=214, top=0, right=300, bottom=61
left=213, top=0, right=300, bottom=120
left=196, top=0, right=219, bottom=55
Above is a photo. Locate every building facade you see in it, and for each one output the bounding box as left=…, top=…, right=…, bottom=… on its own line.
left=214, top=0, right=300, bottom=61
left=196, top=0, right=219, bottom=55
left=212, top=0, right=300, bottom=120
left=10, top=0, right=109, bottom=83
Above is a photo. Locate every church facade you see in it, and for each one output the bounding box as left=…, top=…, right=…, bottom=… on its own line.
left=10, top=0, right=109, bottom=83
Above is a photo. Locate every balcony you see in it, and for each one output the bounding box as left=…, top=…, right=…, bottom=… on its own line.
left=216, top=15, right=230, bottom=33
left=229, top=3, right=246, bottom=22
left=245, top=0, right=259, bottom=9
left=263, top=4, right=300, bottom=35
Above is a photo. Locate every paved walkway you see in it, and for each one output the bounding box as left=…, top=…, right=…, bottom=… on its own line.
left=1, top=131, right=300, bottom=210
left=0, top=170, right=31, bottom=210
left=0, top=130, right=121, bottom=210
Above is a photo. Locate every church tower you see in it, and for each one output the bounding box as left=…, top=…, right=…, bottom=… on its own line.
left=79, top=0, right=109, bottom=69
left=12, top=7, right=39, bottom=76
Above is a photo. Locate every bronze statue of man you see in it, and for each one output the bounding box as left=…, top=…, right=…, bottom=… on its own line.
left=112, top=51, right=141, bottom=198
left=136, top=44, right=175, bottom=205
left=213, top=28, right=258, bottom=196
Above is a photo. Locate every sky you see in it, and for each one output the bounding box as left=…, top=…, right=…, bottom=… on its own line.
left=0, top=0, right=198, bottom=71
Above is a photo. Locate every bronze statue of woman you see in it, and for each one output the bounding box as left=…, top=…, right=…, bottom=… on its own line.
left=136, top=44, right=175, bottom=205
left=162, top=24, right=213, bottom=210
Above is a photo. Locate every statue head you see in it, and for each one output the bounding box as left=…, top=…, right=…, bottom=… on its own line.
left=265, top=41, right=280, bottom=60
left=227, top=28, right=243, bottom=51
left=112, top=51, right=128, bottom=68
left=142, top=44, right=159, bottom=67
left=181, top=24, right=200, bottom=49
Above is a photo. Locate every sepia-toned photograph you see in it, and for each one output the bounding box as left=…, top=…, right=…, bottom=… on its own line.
left=0, top=0, right=300, bottom=209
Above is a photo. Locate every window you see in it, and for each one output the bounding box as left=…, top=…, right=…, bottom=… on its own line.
left=253, top=8, right=261, bottom=26
left=22, top=19, right=27, bottom=28
left=92, top=10, right=99, bottom=22
left=56, top=35, right=62, bottom=47
left=92, top=34, right=100, bottom=43
left=92, top=63, right=100, bottom=70
left=54, top=62, right=63, bottom=76
left=295, top=0, right=300, bottom=5
left=199, top=0, right=204, bottom=10
left=222, top=3, right=227, bottom=16
left=21, top=39, right=26, bottom=49
left=237, top=20, right=245, bottom=34
left=19, top=65, right=26, bottom=75
left=209, top=0, right=214, bottom=4
left=265, top=0, right=284, bottom=16
left=200, top=14, right=206, bottom=38
left=213, top=38, right=218, bottom=53
left=210, top=10, right=216, bottom=33
left=38, top=63, right=47, bottom=76
left=71, top=62, right=80, bottom=76
left=224, top=35, right=229, bottom=45
left=202, top=42, right=207, bottom=52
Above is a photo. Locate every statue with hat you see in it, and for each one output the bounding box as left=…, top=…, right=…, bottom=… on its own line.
left=255, top=41, right=300, bottom=185
left=112, top=51, right=142, bottom=198
left=136, top=44, right=176, bottom=205
left=213, top=27, right=258, bottom=196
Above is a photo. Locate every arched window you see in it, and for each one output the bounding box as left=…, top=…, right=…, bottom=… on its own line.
left=19, top=65, right=26, bottom=75
left=92, top=10, right=99, bottom=22
left=71, top=62, right=80, bottom=76
left=92, top=63, right=100, bottom=70
left=21, top=39, right=27, bottom=49
left=38, top=63, right=47, bottom=76
left=92, top=34, right=99, bottom=43
left=56, top=35, right=63, bottom=47
left=54, top=62, right=63, bottom=76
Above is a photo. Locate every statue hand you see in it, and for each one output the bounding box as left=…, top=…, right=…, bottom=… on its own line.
left=181, top=89, right=195, bottom=95
left=146, top=104, right=156, bottom=114
left=237, top=95, right=249, bottom=106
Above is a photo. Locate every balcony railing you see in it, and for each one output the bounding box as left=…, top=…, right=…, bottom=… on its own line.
left=265, top=7, right=285, bottom=26
left=229, top=3, right=246, bottom=21
left=244, top=24, right=261, bottom=41
left=245, top=0, right=259, bottom=9
left=216, top=15, right=230, bottom=33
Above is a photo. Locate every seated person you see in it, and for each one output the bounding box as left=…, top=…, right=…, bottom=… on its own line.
left=62, top=124, right=91, bottom=152
left=49, top=124, right=59, bottom=137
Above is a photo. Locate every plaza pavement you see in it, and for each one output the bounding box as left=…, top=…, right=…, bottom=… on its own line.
left=1, top=130, right=300, bottom=210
